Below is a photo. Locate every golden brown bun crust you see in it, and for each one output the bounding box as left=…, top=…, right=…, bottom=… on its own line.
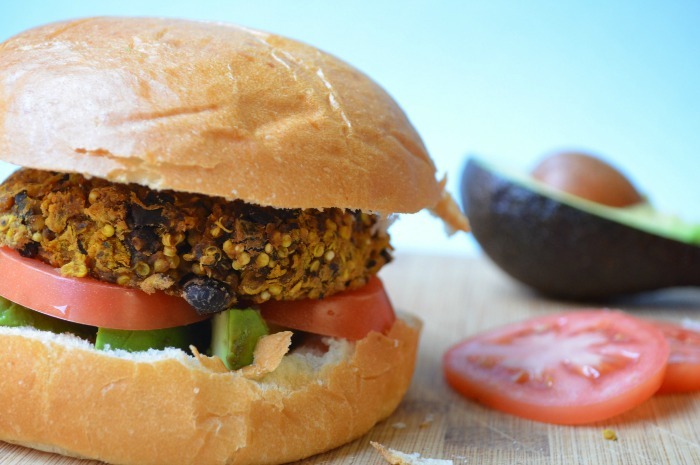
left=0, top=17, right=442, bottom=213
left=0, top=314, right=420, bottom=465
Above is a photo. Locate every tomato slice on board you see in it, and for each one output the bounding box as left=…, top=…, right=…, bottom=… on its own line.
left=260, top=276, right=396, bottom=340
left=654, top=320, right=700, bottom=395
left=443, top=310, right=669, bottom=425
left=0, top=247, right=207, bottom=330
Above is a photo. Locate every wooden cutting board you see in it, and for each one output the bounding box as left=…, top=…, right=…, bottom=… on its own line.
left=3, top=253, right=700, bottom=464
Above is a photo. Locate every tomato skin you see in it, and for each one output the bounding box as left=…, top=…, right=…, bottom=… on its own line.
left=443, top=310, right=669, bottom=425
left=259, top=276, right=396, bottom=340
left=654, top=320, right=700, bottom=395
left=0, top=247, right=207, bottom=330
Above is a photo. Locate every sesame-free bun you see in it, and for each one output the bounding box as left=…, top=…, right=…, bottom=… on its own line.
left=0, top=17, right=442, bottom=213
left=0, top=314, right=421, bottom=465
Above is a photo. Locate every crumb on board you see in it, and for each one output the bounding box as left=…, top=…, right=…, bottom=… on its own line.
left=392, top=422, right=407, bottom=429
left=602, top=429, right=618, bottom=441
left=420, top=414, right=435, bottom=428
left=371, top=442, right=454, bottom=465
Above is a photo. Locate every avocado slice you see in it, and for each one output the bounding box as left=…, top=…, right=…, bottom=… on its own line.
left=95, top=326, right=192, bottom=352
left=0, top=296, right=210, bottom=352
left=462, top=157, right=700, bottom=299
left=211, top=308, right=269, bottom=370
left=0, top=296, right=96, bottom=339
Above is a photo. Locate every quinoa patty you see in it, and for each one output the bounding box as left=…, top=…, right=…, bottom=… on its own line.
left=0, top=169, right=392, bottom=310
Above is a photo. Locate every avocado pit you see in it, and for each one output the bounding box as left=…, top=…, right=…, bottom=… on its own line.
left=531, top=151, right=644, bottom=207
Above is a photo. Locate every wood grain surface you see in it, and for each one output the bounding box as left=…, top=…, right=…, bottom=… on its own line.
left=3, top=252, right=700, bottom=464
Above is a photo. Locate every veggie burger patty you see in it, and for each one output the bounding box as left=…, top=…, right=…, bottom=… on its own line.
left=0, top=168, right=392, bottom=312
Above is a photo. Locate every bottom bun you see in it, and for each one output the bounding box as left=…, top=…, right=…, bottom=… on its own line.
left=0, top=314, right=421, bottom=465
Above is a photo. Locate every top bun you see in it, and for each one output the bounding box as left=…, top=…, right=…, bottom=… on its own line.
left=0, top=17, right=443, bottom=213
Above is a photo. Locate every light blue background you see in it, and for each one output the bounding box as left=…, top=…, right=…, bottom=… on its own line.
left=2, top=1, right=699, bottom=255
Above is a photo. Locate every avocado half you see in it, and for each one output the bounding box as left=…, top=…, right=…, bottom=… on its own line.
left=462, top=157, right=700, bottom=299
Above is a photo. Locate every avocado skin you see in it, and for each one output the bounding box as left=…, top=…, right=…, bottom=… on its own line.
left=462, top=158, right=700, bottom=299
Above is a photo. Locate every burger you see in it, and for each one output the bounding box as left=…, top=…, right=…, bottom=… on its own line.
left=0, top=17, right=467, bottom=465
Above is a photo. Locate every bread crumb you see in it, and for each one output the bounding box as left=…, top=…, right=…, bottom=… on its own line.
left=240, top=331, right=293, bottom=380
left=420, top=414, right=435, bottom=428
left=189, top=331, right=292, bottom=378
left=190, top=345, right=228, bottom=373
left=392, top=422, right=407, bottom=429
left=602, top=429, right=618, bottom=441
left=371, top=442, right=453, bottom=465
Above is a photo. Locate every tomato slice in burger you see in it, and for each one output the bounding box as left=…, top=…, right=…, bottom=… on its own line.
left=0, top=247, right=207, bottom=330
left=259, top=276, right=396, bottom=340
left=443, top=310, right=669, bottom=425
left=654, top=320, right=700, bottom=395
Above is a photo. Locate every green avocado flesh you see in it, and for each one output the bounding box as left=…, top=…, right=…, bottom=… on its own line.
left=0, top=296, right=95, bottom=339
left=462, top=157, right=700, bottom=299
left=211, top=308, right=269, bottom=370
left=95, top=326, right=191, bottom=352
left=0, top=296, right=266, bottom=369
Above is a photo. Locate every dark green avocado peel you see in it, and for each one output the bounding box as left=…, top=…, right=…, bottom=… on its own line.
left=462, top=157, right=700, bottom=299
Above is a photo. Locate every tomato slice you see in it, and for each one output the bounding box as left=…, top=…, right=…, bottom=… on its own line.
left=0, top=246, right=394, bottom=338
left=654, top=320, right=700, bottom=395
left=443, top=310, right=669, bottom=425
left=0, top=247, right=207, bottom=330
left=259, top=276, right=396, bottom=340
